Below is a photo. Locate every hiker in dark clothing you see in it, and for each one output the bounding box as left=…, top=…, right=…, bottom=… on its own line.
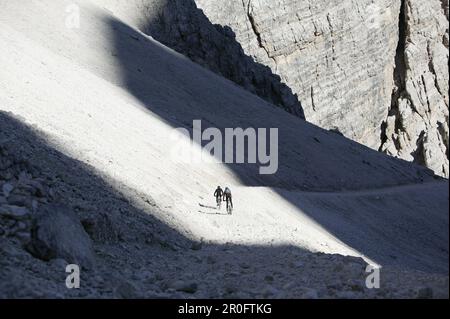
left=214, top=186, right=223, bottom=208
left=223, top=187, right=233, bottom=214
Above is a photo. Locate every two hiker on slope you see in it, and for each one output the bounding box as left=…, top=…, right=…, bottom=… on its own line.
left=214, top=186, right=233, bottom=213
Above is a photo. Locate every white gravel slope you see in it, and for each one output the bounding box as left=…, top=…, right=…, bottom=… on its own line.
left=0, top=0, right=448, bottom=298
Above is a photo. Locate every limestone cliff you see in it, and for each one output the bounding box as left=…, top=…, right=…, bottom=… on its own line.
left=195, top=0, right=449, bottom=177
left=98, top=0, right=449, bottom=177
left=380, top=0, right=449, bottom=177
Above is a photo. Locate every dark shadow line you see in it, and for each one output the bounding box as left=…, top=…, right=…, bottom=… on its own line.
left=142, top=0, right=305, bottom=119
left=0, top=110, right=364, bottom=298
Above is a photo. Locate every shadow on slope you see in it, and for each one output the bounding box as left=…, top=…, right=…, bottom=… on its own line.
left=105, top=12, right=450, bottom=275
left=3, top=112, right=447, bottom=299
left=0, top=111, right=368, bottom=298
left=140, top=0, right=305, bottom=119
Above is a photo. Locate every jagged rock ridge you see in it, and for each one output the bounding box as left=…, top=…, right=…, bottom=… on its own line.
left=101, top=0, right=305, bottom=117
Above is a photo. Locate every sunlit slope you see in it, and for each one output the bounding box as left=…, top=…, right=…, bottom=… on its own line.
left=0, top=0, right=447, bottom=273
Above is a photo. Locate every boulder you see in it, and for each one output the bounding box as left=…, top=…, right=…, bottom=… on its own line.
left=27, top=204, right=95, bottom=269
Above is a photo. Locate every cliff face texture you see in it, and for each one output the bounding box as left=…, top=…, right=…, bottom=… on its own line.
left=144, top=0, right=306, bottom=118
left=380, top=0, right=449, bottom=177
left=194, top=0, right=449, bottom=177
left=196, top=0, right=401, bottom=151
left=100, top=0, right=449, bottom=177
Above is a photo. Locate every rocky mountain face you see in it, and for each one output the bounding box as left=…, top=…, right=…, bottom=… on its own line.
left=196, top=0, right=401, bottom=151
left=122, top=0, right=448, bottom=177
left=145, top=0, right=306, bottom=118
left=380, top=0, right=449, bottom=177
left=194, top=0, right=449, bottom=177
left=93, top=0, right=305, bottom=117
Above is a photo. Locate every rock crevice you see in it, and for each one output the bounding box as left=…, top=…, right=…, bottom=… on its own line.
left=244, top=0, right=275, bottom=63
left=380, top=0, right=449, bottom=177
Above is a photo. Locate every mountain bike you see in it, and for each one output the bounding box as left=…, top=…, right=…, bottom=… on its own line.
left=216, top=196, right=222, bottom=209
left=226, top=202, right=233, bottom=215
